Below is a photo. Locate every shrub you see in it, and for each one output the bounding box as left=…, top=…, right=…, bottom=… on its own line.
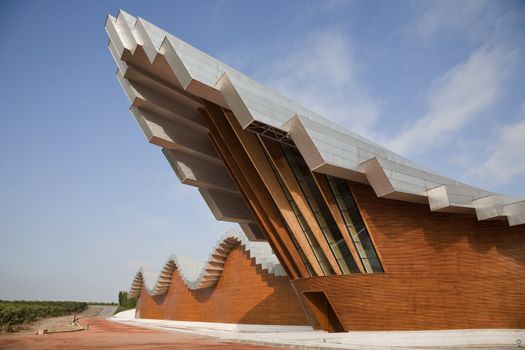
left=0, top=300, right=87, bottom=333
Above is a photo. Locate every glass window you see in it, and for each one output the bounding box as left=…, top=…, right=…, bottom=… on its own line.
left=319, top=260, right=335, bottom=275
left=296, top=214, right=309, bottom=231
left=281, top=144, right=361, bottom=274
left=327, top=175, right=384, bottom=273
left=305, top=263, right=315, bottom=276
left=259, top=139, right=334, bottom=276
left=330, top=244, right=344, bottom=260
left=367, top=258, right=383, bottom=272
left=335, top=195, right=347, bottom=211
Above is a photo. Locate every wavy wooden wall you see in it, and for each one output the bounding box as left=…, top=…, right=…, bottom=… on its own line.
left=293, top=183, right=525, bottom=331
left=136, top=243, right=309, bottom=325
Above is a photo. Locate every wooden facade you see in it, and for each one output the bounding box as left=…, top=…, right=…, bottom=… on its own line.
left=133, top=101, right=525, bottom=331
left=292, top=183, right=525, bottom=331
left=135, top=243, right=309, bottom=325
left=196, top=102, right=525, bottom=331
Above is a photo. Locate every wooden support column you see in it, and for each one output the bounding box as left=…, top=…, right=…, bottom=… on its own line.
left=260, top=138, right=343, bottom=275
left=200, top=102, right=309, bottom=278
left=207, top=104, right=325, bottom=277
left=255, top=137, right=325, bottom=276
left=206, top=127, right=300, bottom=278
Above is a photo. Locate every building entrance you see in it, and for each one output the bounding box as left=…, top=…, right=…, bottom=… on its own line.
left=303, top=291, right=345, bottom=332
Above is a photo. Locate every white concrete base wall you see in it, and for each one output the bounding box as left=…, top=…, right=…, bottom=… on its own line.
left=110, top=311, right=525, bottom=348
left=112, top=309, right=136, bottom=320
left=340, top=329, right=524, bottom=347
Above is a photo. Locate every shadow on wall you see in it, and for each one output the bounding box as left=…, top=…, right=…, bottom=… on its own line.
left=420, top=209, right=525, bottom=267
left=358, top=185, right=525, bottom=269
left=238, top=287, right=309, bottom=326
left=134, top=243, right=309, bottom=325
left=188, top=246, right=282, bottom=304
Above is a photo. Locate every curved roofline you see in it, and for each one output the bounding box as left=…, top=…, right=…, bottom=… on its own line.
left=129, top=228, right=285, bottom=299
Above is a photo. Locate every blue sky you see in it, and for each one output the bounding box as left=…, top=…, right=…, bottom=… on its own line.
left=1, top=1, right=524, bottom=302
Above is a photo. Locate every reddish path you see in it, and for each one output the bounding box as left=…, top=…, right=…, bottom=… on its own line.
left=0, top=317, right=284, bottom=349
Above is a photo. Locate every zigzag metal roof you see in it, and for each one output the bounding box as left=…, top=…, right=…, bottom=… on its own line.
left=106, top=10, right=525, bottom=226
left=129, top=228, right=285, bottom=298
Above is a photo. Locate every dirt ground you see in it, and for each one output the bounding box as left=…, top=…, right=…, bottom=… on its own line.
left=2, top=305, right=108, bottom=335
left=0, top=316, right=284, bottom=349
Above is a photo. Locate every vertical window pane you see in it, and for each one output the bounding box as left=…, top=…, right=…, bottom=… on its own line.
left=281, top=144, right=360, bottom=274
left=319, top=260, right=335, bottom=275
left=327, top=176, right=384, bottom=273
left=259, top=138, right=334, bottom=276
left=368, top=258, right=383, bottom=273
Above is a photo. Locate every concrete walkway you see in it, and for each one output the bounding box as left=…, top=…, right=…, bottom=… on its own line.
left=111, top=310, right=525, bottom=349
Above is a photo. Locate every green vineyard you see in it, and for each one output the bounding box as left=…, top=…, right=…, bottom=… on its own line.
left=0, top=300, right=87, bottom=332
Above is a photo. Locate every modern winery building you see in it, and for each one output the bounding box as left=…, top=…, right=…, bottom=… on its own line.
left=128, top=228, right=309, bottom=326
left=106, top=11, right=525, bottom=332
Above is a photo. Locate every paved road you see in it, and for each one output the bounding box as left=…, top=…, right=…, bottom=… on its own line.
left=92, top=305, right=118, bottom=318
left=0, top=317, right=284, bottom=350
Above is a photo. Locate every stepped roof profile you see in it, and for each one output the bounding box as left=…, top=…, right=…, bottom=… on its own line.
left=129, top=228, right=285, bottom=298
left=106, top=10, right=524, bottom=231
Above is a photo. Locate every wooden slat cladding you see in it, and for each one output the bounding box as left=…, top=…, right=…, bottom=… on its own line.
left=137, top=244, right=309, bottom=325
left=200, top=101, right=309, bottom=278
left=292, top=182, right=525, bottom=331
left=261, top=139, right=342, bottom=275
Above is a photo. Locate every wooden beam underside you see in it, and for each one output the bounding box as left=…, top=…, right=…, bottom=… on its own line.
left=200, top=102, right=308, bottom=279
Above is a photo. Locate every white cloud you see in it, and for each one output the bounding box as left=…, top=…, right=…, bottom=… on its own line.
left=217, top=6, right=522, bottom=190
left=465, top=105, right=525, bottom=187
left=256, top=30, right=380, bottom=136
left=414, top=1, right=485, bottom=40
left=385, top=45, right=512, bottom=156
left=411, top=0, right=514, bottom=45
left=253, top=30, right=514, bottom=159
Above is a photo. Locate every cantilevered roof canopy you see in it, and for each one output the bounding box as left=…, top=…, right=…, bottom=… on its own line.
left=106, top=10, right=525, bottom=227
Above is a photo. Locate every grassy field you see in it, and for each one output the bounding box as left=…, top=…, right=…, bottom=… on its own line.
left=0, top=300, right=87, bottom=332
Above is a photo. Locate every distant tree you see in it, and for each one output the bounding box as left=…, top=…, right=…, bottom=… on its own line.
left=118, top=291, right=125, bottom=306
left=116, top=291, right=136, bottom=314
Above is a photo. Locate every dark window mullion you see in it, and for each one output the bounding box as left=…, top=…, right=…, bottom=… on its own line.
left=327, top=175, right=384, bottom=273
